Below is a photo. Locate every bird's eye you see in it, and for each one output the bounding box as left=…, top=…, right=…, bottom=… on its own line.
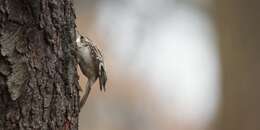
left=80, top=36, right=84, bottom=41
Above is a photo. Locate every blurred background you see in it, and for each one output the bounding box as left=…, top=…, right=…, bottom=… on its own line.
left=74, top=0, right=260, bottom=130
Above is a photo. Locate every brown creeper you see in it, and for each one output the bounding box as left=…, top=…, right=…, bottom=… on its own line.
left=75, top=31, right=107, bottom=109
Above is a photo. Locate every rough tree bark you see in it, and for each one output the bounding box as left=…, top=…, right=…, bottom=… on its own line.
left=0, top=0, right=80, bottom=129
left=215, top=0, right=260, bottom=130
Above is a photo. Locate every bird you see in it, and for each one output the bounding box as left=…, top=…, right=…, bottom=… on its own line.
left=75, top=31, right=107, bottom=109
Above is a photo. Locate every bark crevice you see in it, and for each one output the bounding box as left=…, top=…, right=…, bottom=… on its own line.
left=0, top=0, right=80, bottom=129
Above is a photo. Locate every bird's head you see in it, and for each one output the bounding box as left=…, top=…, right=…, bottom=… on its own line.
left=76, top=31, right=91, bottom=48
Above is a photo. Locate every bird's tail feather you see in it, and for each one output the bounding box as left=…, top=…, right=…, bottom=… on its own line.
left=99, top=64, right=107, bottom=91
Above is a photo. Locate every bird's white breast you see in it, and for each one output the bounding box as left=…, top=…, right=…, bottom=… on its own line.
left=79, top=47, right=92, bottom=63
left=78, top=46, right=96, bottom=78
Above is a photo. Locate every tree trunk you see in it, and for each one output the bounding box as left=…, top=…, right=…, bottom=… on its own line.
left=0, top=0, right=80, bottom=129
left=215, top=0, right=260, bottom=130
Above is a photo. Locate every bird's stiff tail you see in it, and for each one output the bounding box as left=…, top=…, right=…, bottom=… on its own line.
left=99, top=63, right=107, bottom=91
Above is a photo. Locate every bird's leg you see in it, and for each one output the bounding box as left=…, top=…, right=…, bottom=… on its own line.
left=78, top=86, right=83, bottom=92
left=80, top=79, right=94, bottom=109
left=76, top=55, right=83, bottom=92
left=78, top=76, right=83, bottom=92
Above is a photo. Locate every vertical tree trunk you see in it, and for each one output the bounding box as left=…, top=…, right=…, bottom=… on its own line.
left=215, top=0, right=260, bottom=130
left=0, top=0, right=80, bottom=129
